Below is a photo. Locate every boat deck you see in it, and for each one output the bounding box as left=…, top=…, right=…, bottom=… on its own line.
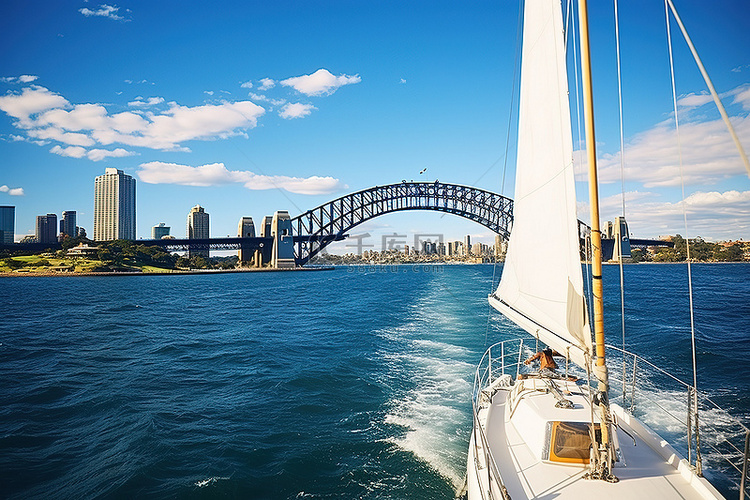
left=478, top=380, right=723, bottom=499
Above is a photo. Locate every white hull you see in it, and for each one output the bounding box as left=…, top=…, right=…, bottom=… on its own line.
left=467, top=374, right=723, bottom=499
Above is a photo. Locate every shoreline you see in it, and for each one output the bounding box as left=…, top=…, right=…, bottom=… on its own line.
left=0, top=266, right=334, bottom=277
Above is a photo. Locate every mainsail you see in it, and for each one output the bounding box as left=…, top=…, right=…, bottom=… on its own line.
left=491, top=0, right=592, bottom=369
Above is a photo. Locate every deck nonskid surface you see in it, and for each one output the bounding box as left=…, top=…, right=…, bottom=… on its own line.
left=484, top=383, right=720, bottom=499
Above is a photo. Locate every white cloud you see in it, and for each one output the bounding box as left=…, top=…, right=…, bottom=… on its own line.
left=0, top=86, right=70, bottom=127
left=240, top=80, right=253, bottom=89
left=400, top=78, right=407, bottom=84
left=258, top=78, right=275, bottom=91
left=79, top=4, right=128, bottom=21
left=248, top=93, right=286, bottom=106
left=279, top=103, right=316, bottom=119
left=128, top=96, right=164, bottom=107
left=731, top=85, right=750, bottom=111
left=280, top=69, right=361, bottom=96
left=591, top=114, right=750, bottom=187
left=596, top=190, right=750, bottom=240
left=50, top=145, right=87, bottom=158
left=0, top=86, right=266, bottom=152
left=204, top=90, right=214, bottom=96
left=677, top=92, right=712, bottom=108
left=137, top=161, right=345, bottom=195
left=87, top=148, right=135, bottom=161
left=0, top=185, right=24, bottom=196
left=1, top=75, right=39, bottom=84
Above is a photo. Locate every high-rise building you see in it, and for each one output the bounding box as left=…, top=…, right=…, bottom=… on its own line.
left=36, top=213, right=57, bottom=244
left=59, top=211, right=77, bottom=240
left=152, top=223, right=170, bottom=239
left=464, top=235, right=472, bottom=256
left=186, top=205, right=209, bottom=258
left=94, top=168, right=136, bottom=241
left=0, top=205, right=15, bottom=244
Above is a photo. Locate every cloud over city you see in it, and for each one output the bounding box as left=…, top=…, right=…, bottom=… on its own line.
left=137, top=161, right=346, bottom=195
left=0, top=84, right=266, bottom=158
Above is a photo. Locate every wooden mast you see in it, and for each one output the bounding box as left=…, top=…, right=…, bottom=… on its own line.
left=578, top=0, right=615, bottom=474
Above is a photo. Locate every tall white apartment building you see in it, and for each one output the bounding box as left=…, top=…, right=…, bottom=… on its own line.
left=93, top=168, right=136, bottom=241
left=187, top=205, right=210, bottom=258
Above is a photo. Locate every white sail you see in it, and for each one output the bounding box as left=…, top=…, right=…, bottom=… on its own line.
left=491, top=0, right=592, bottom=369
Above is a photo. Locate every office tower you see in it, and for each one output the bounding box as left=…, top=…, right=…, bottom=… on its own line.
left=237, top=217, right=255, bottom=263
left=0, top=206, right=14, bottom=244
left=36, top=213, right=57, bottom=244
left=186, top=205, right=209, bottom=258
left=60, top=211, right=77, bottom=240
left=152, top=223, right=170, bottom=239
left=94, top=168, right=136, bottom=241
left=464, top=235, right=471, bottom=255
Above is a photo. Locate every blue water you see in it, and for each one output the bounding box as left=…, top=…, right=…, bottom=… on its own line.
left=1, top=263, right=749, bottom=499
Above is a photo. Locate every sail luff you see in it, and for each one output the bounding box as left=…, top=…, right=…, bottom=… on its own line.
left=493, top=0, right=592, bottom=371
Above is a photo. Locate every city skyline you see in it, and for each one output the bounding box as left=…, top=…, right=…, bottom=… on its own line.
left=0, top=1, right=748, bottom=245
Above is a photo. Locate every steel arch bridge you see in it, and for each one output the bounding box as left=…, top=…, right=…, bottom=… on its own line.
left=291, top=181, right=513, bottom=265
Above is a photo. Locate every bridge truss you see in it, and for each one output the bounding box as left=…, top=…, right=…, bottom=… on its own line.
left=291, top=181, right=513, bottom=265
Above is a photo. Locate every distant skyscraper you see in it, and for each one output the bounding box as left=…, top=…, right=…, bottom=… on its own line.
left=36, top=213, right=57, bottom=244
left=152, top=223, right=170, bottom=239
left=464, top=235, right=472, bottom=256
left=0, top=205, right=15, bottom=244
left=187, top=205, right=209, bottom=258
left=60, top=211, right=77, bottom=240
left=94, top=168, right=136, bottom=241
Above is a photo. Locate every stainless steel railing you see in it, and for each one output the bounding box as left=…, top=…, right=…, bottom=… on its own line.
left=605, top=344, right=750, bottom=498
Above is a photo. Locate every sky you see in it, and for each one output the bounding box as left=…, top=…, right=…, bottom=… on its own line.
left=0, top=0, right=748, bottom=253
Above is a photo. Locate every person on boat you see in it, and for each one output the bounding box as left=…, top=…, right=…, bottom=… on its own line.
left=524, top=347, right=562, bottom=377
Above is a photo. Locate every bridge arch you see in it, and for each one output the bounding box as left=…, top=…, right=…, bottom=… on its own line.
left=291, top=181, right=513, bottom=265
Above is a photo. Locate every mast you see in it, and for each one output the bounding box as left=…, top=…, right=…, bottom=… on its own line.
left=578, top=0, right=616, bottom=480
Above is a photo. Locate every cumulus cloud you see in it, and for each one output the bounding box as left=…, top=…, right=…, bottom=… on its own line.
left=1, top=75, right=39, bottom=84
left=258, top=78, right=275, bottom=91
left=79, top=4, right=128, bottom=21
left=128, top=96, right=164, bottom=108
left=51, top=144, right=135, bottom=161
left=50, top=145, right=87, bottom=158
left=279, top=103, right=316, bottom=119
left=248, top=93, right=286, bottom=106
left=138, top=161, right=345, bottom=195
left=677, top=92, right=713, bottom=109
left=595, top=190, right=750, bottom=240
left=0, top=185, right=24, bottom=196
left=240, top=80, right=253, bottom=89
left=281, top=69, right=361, bottom=96
left=0, top=85, right=266, bottom=153
left=593, top=114, right=750, bottom=187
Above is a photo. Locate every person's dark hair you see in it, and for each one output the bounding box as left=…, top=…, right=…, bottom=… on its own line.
left=543, top=347, right=552, bottom=355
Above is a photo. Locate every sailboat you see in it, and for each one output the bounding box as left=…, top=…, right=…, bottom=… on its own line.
left=466, top=0, right=737, bottom=498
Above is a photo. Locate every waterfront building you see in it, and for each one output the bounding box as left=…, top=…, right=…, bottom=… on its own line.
left=187, top=205, right=209, bottom=258
left=94, top=168, right=136, bottom=241
left=152, top=223, right=170, bottom=239
left=464, top=235, right=472, bottom=256
left=0, top=205, right=15, bottom=244
left=59, top=211, right=77, bottom=240
left=36, top=213, right=57, bottom=244
left=237, top=217, right=255, bottom=263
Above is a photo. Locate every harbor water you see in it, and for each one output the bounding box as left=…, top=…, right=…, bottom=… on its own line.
left=1, top=263, right=749, bottom=499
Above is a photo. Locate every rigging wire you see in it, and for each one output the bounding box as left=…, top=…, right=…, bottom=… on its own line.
left=485, top=2, right=524, bottom=348
left=664, top=0, right=702, bottom=474
left=613, top=0, right=628, bottom=403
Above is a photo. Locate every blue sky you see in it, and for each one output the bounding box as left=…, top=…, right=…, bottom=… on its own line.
left=1, top=0, right=748, bottom=251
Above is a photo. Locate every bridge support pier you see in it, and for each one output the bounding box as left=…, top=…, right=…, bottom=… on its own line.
left=271, top=211, right=296, bottom=269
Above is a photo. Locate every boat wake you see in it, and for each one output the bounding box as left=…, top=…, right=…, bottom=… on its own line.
left=377, top=292, right=476, bottom=491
